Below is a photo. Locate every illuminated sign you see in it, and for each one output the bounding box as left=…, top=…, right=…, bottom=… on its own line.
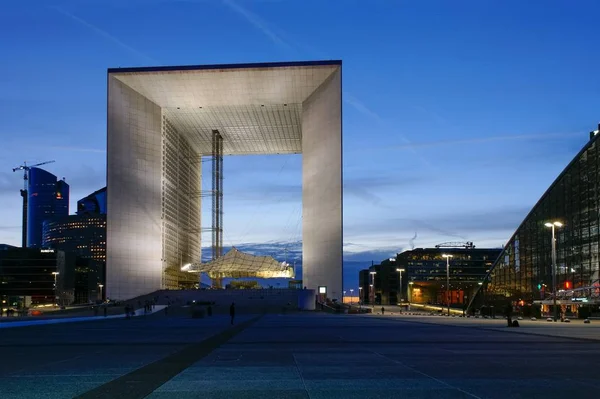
left=318, top=286, right=327, bottom=294
left=40, top=249, right=55, bottom=253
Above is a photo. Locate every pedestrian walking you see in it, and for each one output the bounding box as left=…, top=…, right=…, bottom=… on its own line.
left=230, top=302, right=236, bottom=325
left=381, top=306, right=385, bottom=315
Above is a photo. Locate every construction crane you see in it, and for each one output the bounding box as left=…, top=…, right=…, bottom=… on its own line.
left=435, top=241, right=476, bottom=249
left=12, top=160, right=55, bottom=247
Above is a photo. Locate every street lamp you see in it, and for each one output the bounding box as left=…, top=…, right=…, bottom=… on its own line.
left=349, top=288, right=354, bottom=305
left=396, top=268, right=405, bottom=304
left=52, top=272, right=59, bottom=307
left=343, top=290, right=346, bottom=304
left=545, top=221, right=563, bottom=322
left=442, top=254, right=453, bottom=316
left=98, top=284, right=104, bottom=302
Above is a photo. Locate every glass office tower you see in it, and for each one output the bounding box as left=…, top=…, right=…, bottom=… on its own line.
left=77, top=187, right=106, bottom=215
left=27, top=167, right=69, bottom=248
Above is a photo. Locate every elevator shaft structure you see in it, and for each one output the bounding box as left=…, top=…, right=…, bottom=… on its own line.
left=211, top=130, right=224, bottom=287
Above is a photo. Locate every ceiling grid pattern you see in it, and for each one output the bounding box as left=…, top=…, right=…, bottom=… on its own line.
left=111, top=64, right=338, bottom=155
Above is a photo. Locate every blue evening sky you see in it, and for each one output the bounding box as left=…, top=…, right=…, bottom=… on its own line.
left=1, top=0, right=599, bottom=289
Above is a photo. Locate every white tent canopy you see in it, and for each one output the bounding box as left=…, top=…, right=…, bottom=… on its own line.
left=187, top=247, right=295, bottom=279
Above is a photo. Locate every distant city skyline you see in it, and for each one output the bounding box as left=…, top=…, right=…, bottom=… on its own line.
left=1, top=0, right=599, bottom=269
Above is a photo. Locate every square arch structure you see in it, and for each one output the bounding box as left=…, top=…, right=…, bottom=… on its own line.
left=106, top=61, right=343, bottom=301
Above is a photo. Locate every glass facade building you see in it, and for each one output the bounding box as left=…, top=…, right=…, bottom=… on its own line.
left=42, top=214, right=107, bottom=262
left=398, top=247, right=501, bottom=307
left=472, top=129, right=600, bottom=318
left=368, top=259, right=405, bottom=305
left=357, top=247, right=500, bottom=307
left=27, top=167, right=69, bottom=248
left=56, top=251, right=104, bottom=304
left=77, top=187, right=107, bottom=215
left=0, top=246, right=58, bottom=305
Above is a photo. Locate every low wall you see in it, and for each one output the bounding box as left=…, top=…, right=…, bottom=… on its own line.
left=129, top=289, right=311, bottom=312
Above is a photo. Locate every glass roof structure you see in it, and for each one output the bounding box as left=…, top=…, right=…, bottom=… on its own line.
left=187, top=247, right=295, bottom=279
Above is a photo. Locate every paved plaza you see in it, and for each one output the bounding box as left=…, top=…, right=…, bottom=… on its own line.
left=0, top=312, right=599, bottom=398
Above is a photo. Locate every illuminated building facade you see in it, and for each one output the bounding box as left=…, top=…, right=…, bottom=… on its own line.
left=360, top=247, right=501, bottom=307
left=27, top=167, right=69, bottom=248
left=399, top=248, right=501, bottom=308
left=42, top=214, right=106, bottom=262
left=471, top=126, right=600, bottom=318
left=107, top=61, right=343, bottom=300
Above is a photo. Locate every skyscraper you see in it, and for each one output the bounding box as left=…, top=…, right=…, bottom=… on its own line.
left=27, top=167, right=69, bottom=248
left=43, top=187, right=107, bottom=303
left=77, top=187, right=106, bottom=215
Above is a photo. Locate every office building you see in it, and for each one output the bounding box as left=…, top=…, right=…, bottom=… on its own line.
left=399, top=246, right=501, bottom=308
left=0, top=246, right=58, bottom=306
left=0, top=246, right=103, bottom=307
left=107, top=61, right=342, bottom=300
left=42, top=214, right=106, bottom=262
left=56, top=251, right=104, bottom=304
left=367, top=259, right=402, bottom=305
left=360, top=245, right=501, bottom=307
left=27, top=167, right=69, bottom=248
left=358, top=269, right=370, bottom=304
left=77, top=187, right=107, bottom=215
left=472, top=125, right=600, bottom=318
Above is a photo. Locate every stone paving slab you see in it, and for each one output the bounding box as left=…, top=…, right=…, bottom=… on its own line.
left=2, top=312, right=600, bottom=398
left=147, top=390, right=311, bottom=399
left=376, top=313, right=600, bottom=341
left=0, top=315, right=256, bottom=398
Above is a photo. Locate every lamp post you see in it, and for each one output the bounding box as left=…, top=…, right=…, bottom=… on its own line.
left=98, top=284, right=104, bottom=302
left=545, top=221, right=563, bottom=322
left=349, top=288, right=354, bottom=305
left=52, top=272, right=59, bottom=307
left=343, top=290, right=346, bottom=304
left=396, top=268, right=405, bottom=304
left=442, top=254, right=453, bottom=316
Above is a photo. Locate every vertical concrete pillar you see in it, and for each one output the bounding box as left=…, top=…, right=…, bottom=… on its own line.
left=301, top=68, right=343, bottom=300
left=106, top=76, right=163, bottom=300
